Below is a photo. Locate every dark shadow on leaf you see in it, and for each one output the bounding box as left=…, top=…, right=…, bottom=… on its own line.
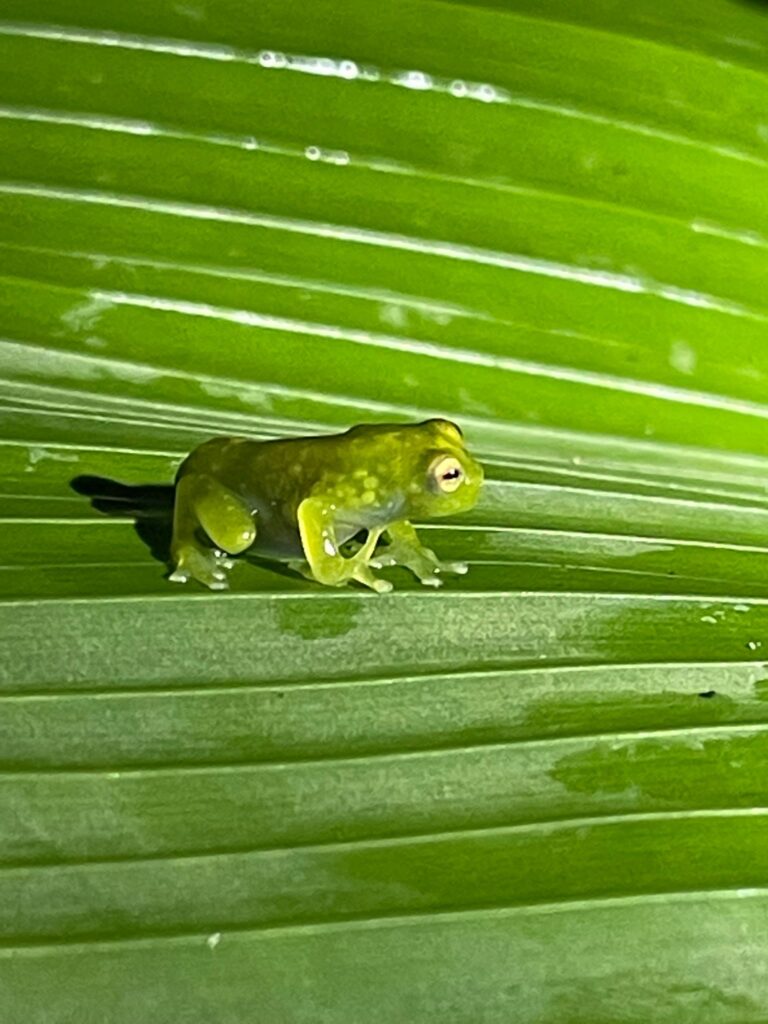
left=242, top=552, right=306, bottom=581
left=71, top=474, right=175, bottom=566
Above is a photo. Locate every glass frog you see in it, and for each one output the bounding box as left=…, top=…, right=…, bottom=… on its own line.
left=169, top=418, right=484, bottom=593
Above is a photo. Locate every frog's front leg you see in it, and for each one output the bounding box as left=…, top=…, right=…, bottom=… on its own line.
left=296, top=497, right=391, bottom=593
left=372, top=520, right=468, bottom=588
left=170, top=472, right=256, bottom=590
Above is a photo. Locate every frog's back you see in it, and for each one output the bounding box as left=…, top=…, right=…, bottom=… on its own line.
left=179, top=434, right=316, bottom=491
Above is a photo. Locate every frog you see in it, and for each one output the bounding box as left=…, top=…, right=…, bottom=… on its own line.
left=169, top=418, right=484, bottom=593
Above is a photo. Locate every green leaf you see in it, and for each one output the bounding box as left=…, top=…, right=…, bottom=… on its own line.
left=2, top=1, right=768, bottom=1020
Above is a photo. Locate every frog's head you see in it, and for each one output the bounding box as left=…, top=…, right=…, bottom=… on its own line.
left=405, top=418, right=484, bottom=518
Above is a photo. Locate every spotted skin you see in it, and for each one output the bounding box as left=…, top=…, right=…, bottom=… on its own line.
left=170, top=419, right=484, bottom=592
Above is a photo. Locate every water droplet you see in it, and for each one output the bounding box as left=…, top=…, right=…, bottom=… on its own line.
left=669, top=339, right=697, bottom=375
left=61, top=293, right=115, bottom=332
left=304, top=146, right=349, bottom=166
left=428, top=310, right=452, bottom=326
left=324, top=149, right=350, bottom=166
left=393, top=70, right=433, bottom=91
left=339, top=60, right=359, bottom=79
left=379, top=304, right=407, bottom=328
left=258, top=50, right=287, bottom=69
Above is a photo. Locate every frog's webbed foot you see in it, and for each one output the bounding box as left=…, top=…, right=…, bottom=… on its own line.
left=286, top=557, right=392, bottom=594
left=349, top=561, right=393, bottom=594
left=371, top=520, right=468, bottom=588
left=169, top=546, right=233, bottom=591
left=170, top=472, right=255, bottom=591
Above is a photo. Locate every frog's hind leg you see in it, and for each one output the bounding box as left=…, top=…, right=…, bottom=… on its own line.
left=170, top=473, right=256, bottom=590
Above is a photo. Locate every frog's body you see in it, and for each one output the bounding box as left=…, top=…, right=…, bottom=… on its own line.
left=169, top=418, right=484, bottom=592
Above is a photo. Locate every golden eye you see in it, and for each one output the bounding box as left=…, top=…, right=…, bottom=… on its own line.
left=429, top=455, right=464, bottom=493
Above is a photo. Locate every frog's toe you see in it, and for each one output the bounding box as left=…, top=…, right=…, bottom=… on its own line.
left=420, top=574, right=443, bottom=588
left=369, top=555, right=394, bottom=569
left=350, top=562, right=393, bottom=594
left=171, top=546, right=231, bottom=591
left=442, top=560, right=468, bottom=576
left=202, top=562, right=230, bottom=590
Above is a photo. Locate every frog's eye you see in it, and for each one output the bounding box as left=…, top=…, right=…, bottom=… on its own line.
left=429, top=455, right=464, bottom=493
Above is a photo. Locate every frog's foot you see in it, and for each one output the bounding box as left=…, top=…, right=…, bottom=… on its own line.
left=437, top=559, right=469, bottom=576
left=414, top=556, right=468, bottom=587
left=373, top=522, right=468, bottom=588
left=371, top=549, right=445, bottom=587
left=287, top=557, right=393, bottom=594
left=169, top=544, right=232, bottom=591
left=350, top=561, right=393, bottom=594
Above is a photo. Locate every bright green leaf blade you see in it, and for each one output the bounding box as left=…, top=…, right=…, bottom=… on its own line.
left=2, top=1, right=768, bottom=1021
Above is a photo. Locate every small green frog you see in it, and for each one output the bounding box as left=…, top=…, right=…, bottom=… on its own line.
left=169, top=418, right=484, bottom=593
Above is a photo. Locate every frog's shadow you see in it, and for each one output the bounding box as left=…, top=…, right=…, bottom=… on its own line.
left=71, top=475, right=176, bottom=567
left=69, top=474, right=308, bottom=583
